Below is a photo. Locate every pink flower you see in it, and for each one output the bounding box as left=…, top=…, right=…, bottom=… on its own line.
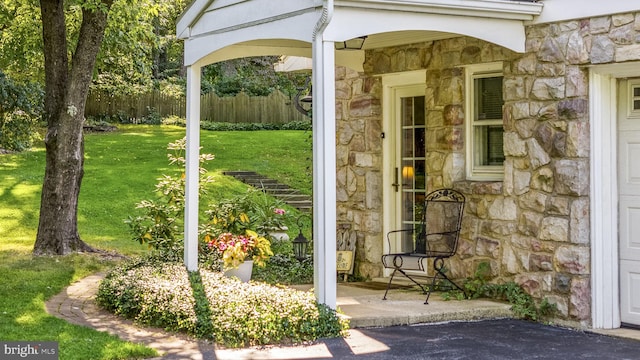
left=274, top=208, right=285, bottom=215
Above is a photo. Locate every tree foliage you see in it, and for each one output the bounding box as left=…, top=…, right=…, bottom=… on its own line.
left=0, top=0, right=189, bottom=96
left=0, top=0, right=48, bottom=83
left=0, top=71, right=43, bottom=151
left=202, top=56, right=308, bottom=98
left=95, top=0, right=189, bottom=95
left=0, top=0, right=302, bottom=99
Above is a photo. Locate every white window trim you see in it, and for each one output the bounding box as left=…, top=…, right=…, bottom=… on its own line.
left=627, top=80, right=640, bottom=119
left=465, top=62, right=505, bottom=181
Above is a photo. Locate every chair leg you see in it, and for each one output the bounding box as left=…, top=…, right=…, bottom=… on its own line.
left=396, top=268, right=430, bottom=295
left=382, top=268, right=398, bottom=300
left=431, top=257, right=466, bottom=300
left=384, top=266, right=432, bottom=301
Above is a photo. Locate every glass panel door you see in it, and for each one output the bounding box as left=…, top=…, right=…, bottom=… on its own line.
left=398, top=94, right=426, bottom=253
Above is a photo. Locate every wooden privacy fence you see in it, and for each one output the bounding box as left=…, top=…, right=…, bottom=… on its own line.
left=85, top=90, right=309, bottom=124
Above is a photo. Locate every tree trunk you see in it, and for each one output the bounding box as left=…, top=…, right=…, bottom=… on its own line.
left=33, top=0, right=112, bottom=255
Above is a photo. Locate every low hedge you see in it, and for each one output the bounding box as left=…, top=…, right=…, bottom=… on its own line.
left=96, top=258, right=348, bottom=348
left=160, top=115, right=312, bottom=131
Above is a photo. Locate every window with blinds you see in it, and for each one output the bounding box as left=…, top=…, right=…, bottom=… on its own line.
left=465, top=62, right=505, bottom=180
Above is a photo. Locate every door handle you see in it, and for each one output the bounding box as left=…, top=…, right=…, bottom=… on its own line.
left=392, top=167, right=399, bottom=192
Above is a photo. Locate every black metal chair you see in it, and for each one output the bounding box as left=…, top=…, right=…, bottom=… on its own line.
left=381, top=189, right=466, bottom=304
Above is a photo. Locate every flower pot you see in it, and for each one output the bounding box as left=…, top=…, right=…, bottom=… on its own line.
left=224, top=260, right=253, bottom=282
left=268, top=226, right=289, bottom=242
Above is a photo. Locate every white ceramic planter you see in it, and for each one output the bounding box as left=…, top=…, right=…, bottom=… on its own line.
left=267, top=226, right=289, bottom=242
left=224, top=260, right=254, bottom=282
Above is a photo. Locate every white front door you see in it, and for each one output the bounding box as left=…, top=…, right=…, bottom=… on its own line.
left=618, top=79, right=640, bottom=326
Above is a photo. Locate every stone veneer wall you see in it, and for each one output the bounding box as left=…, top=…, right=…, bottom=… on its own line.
left=335, top=66, right=384, bottom=278
left=335, top=11, right=640, bottom=327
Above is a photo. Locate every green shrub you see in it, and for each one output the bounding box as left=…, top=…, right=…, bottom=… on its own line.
left=133, top=116, right=312, bottom=131
left=0, top=72, right=43, bottom=151
left=86, top=111, right=132, bottom=124
left=161, top=115, right=185, bottom=126
left=443, top=262, right=557, bottom=321
left=96, top=259, right=349, bottom=347
left=163, top=118, right=312, bottom=132
left=125, top=137, right=215, bottom=266
left=252, top=254, right=313, bottom=285
left=281, top=119, right=312, bottom=131
left=140, top=107, right=162, bottom=125
left=203, top=189, right=292, bottom=237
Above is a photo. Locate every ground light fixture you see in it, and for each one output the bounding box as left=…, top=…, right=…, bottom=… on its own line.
left=292, top=215, right=310, bottom=262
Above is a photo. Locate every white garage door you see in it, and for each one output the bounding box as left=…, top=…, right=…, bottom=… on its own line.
left=619, top=79, right=640, bottom=326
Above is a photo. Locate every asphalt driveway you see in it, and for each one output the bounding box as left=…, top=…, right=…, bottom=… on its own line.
left=213, top=319, right=640, bottom=360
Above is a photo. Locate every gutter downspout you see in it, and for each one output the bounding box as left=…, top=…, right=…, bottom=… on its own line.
left=313, top=0, right=333, bottom=39
left=311, top=0, right=338, bottom=309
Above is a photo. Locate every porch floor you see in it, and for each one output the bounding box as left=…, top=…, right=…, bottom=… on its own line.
left=290, top=281, right=513, bottom=328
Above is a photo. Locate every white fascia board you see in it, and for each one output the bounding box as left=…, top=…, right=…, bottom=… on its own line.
left=177, top=0, right=213, bottom=39
left=531, top=0, right=640, bottom=25
left=336, top=0, right=543, bottom=20
left=183, top=0, right=319, bottom=40
left=325, top=8, right=528, bottom=52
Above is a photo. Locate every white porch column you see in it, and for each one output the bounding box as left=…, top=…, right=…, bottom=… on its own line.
left=312, top=35, right=337, bottom=309
left=184, top=64, right=202, bottom=271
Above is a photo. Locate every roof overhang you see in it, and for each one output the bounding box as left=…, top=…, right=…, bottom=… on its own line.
left=177, top=0, right=543, bottom=68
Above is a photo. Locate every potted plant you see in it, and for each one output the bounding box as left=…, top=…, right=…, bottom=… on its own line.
left=204, top=230, right=273, bottom=281
left=201, top=195, right=274, bottom=281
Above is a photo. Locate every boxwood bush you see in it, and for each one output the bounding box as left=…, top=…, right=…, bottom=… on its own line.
left=96, top=257, right=348, bottom=348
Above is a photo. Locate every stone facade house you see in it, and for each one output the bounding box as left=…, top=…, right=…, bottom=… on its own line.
left=177, top=0, right=640, bottom=330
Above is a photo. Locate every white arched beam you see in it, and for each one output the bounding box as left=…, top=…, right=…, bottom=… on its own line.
left=182, top=13, right=318, bottom=67
left=325, top=8, right=530, bottom=52
left=196, top=43, right=365, bottom=73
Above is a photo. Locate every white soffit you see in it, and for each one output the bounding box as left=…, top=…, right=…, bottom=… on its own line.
left=274, top=56, right=313, bottom=73
left=363, top=30, right=457, bottom=49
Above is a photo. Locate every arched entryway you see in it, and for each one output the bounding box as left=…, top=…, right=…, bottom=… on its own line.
left=176, top=0, right=542, bottom=309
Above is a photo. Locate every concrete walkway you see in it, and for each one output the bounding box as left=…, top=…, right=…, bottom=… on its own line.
left=44, top=274, right=639, bottom=359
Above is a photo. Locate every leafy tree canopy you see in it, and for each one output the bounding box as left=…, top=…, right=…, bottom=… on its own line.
left=0, top=0, right=188, bottom=94
left=0, top=0, right=304, bottom=98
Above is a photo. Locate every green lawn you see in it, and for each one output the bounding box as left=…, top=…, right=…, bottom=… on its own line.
left=0, top=124, right=312, bottom=359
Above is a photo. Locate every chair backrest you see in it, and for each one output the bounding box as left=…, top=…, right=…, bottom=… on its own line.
left=414, top=189, right=465, bottom=257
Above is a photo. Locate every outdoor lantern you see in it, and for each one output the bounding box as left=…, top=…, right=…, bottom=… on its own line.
left=335, top=36, right=367, bottom=50
left=294, top=77, right=313, bottom=116
left=292, top=215, right=310, bottom=262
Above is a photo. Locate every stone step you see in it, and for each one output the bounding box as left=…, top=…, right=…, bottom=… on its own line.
left=249, top=182, right=290, bottom=189
left=243, top=178, right=280, bottom=184
left=223, top=171, right=257, bottom=176
left=287, top=200, right=313, bottom=208
left=223, top=170, right=313, bottom=212
left=271, top=194, right=309, bottom=201
left=264, top=188, right=300, bottom=195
